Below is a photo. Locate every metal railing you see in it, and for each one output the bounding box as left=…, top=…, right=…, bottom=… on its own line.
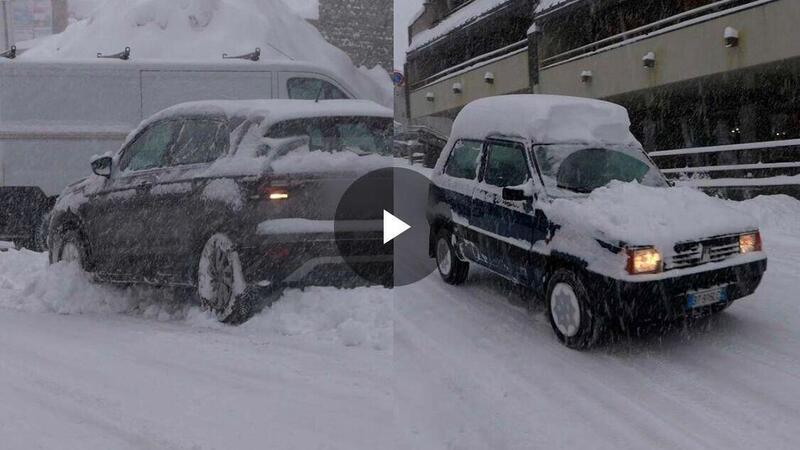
left=539, top=0, right=776, bottom=69
left=650, top=138, right=800, bottom=198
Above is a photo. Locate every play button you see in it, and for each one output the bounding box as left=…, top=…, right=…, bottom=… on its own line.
left=334, top=167, right=437, bottom=287
left=383, top=210, right=411, bottom=244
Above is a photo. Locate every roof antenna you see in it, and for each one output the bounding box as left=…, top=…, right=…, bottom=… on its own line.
left=223, top=47, right=261, bottom=62
left=1, top=45, right=16, bottom=59
left=97, top=47, right=131, bottom=60
left=264, top=43, right=295, bottom=61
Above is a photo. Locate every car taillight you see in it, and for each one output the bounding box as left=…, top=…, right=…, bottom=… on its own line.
left=739, top=231, right=762, bottom=254
left=260, top=185, right=290, bottom=201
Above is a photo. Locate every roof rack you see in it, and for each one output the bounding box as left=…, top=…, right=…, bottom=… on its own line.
left=97, top=47, right=131, bottom=60
left=222, top=48, right=261, bottom=62
left=1, top=45, right=16, bottom=59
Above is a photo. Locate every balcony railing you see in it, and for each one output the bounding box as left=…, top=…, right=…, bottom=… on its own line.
left=539, top=0, right=777, bottom=69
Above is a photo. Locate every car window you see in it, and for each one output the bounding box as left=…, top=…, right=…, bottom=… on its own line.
left=534, top=144, right=668, bottom=196
left=483, top=141, right=530, bottom=187
left=169, top=119, right=228, bottom=166
left=287, top=78, right=349, bottom=100
left=444, top=140, right=482, bottom=180
left=265, top=117, right=392, bottom=155
left=119, top=120, right=180, bottom=172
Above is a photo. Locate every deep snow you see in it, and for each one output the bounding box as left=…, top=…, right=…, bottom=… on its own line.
left=1, top=195, right=799, bottom=449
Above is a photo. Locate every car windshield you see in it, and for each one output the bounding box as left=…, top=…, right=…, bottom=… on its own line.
left=533, top=144, right=668, bottom=196
left=265, top=117, right=392, bottom=156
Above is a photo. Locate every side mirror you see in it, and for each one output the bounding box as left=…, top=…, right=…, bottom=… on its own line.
left=91, top=155, right=113, bottom=178
left=502, top=187, right=532, bottom=202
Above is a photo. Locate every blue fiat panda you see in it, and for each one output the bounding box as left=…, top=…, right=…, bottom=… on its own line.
left=427, top=95, right=767, bottom=349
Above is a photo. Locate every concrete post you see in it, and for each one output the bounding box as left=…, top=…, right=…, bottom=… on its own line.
left=1, top=0, right=14, bottom=50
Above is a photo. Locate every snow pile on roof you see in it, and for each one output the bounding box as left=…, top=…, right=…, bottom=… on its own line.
left=20, top=0, right=390, bottom=106
left=409, top=0, right=510, bottom=51
left=448, top=95, right=640, bottom=146
left=548, top=181, right=759, bottom=251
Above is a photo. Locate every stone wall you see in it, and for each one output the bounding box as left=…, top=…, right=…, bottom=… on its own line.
left=314, top=0, right=393, bottom=69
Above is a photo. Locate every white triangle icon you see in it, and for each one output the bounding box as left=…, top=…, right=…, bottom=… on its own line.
left=384, top=210, right=411, bottom=244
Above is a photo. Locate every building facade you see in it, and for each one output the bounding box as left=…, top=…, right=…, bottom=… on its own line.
left=405, top=0, right=534, bottom=134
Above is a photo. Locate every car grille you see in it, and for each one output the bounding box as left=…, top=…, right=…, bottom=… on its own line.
left=669, top=235, right=740, bottom=270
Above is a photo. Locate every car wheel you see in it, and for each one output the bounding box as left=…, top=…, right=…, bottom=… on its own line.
left=54, top=230, right=88, bottom=270
left=546, top=269, right=603, bottom=350
left=197, top=233, right=252, bottom=325
left=435, top=230, right=469, bottom=285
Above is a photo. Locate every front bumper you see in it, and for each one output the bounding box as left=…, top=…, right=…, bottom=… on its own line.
left=589, top=258, right=768, bottom=323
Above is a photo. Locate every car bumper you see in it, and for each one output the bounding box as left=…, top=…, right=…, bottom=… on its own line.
left=590, top=258, right=768, bottom=323
left=239, top=230, right=391, bottom=287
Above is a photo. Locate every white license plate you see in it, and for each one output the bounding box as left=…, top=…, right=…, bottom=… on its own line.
left=687, top=287, right=727, bottom=309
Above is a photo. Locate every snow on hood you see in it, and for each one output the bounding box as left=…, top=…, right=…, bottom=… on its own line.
left=547, top=181, right=759, bottom=253
left=19, top=0, right=391, bottom=106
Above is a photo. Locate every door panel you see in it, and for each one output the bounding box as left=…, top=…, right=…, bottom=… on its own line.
left=87, top=120, right=180, bottom=278
left=471, top=141, right=535, bottom=281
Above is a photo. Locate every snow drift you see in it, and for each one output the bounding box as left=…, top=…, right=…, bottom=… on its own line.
left=20, top=0, right=391, bottom=106
left=0, top=249, right=391, bottom=350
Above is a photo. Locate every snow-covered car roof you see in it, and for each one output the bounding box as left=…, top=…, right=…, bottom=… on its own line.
left=138, top=99, right=393, bottom=132
left=449, top=94, right=640, bottom=147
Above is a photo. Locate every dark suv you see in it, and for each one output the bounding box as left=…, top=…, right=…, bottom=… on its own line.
left=49, top=100, right=394, bottom=323
left=428, top=95, right=767, bottom=349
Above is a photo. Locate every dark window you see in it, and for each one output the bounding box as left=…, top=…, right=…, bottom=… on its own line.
left=483, top=141, right=530, bottom=187
left=266, top=117, right=392, bottom=155
left=169, top=119, right=228, bottom=166
left=119, top=120, right=180, bottom=172
left=287, top=78, right=349, bottom=100
left=444, top=140, right=482, bottom=180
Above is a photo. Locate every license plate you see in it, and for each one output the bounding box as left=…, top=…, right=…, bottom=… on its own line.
left=687, top=287, right=727, bottom=309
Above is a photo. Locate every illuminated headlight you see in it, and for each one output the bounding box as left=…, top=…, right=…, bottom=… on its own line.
left=739, top=231, right=762, bottom=254
left=626, top=247, right=663, bottom=275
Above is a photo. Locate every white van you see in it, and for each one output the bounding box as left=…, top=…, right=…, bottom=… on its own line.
left=0, top=59, right=359, bottom=249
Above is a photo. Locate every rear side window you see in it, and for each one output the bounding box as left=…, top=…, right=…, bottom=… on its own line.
left=169, top=119, right=228, bottom=166
left=483, top=141, right=530, bottom=187
left=120, top=120, right=180, bottom=172
left=444, top=140, right=482, bottom=180
left=287, top=78, right=349, bottom=100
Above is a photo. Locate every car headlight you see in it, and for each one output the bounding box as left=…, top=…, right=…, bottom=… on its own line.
left=739, top=231, right=762, bottom=254
left=626, top=247, right=663, bottom=275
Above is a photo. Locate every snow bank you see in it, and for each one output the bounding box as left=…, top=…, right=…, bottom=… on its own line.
left=0, top=250, right=392, bottom=350
left=240, top=287, right=392, bottom=350
left=725, top=195, right=800, bottom=236
left=20, top=0, right=391, bottom=106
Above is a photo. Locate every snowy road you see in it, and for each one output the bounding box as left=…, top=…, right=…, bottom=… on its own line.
left=395, top=213, right=800, bottom=449
left=1, top=196, right=798, bottom=449
left=0, top=254, right=392, bottom=450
